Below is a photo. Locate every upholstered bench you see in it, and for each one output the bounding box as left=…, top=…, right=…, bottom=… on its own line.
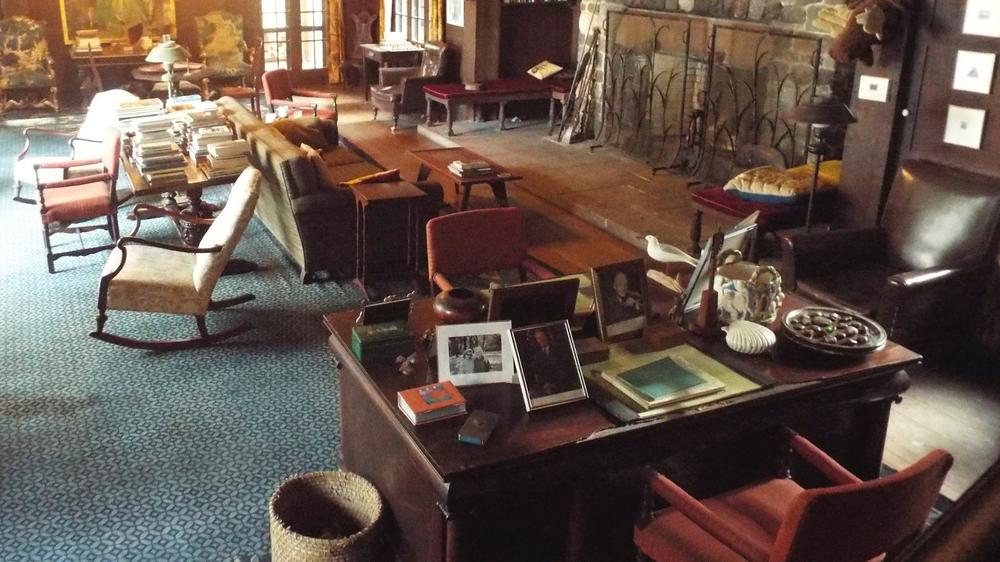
left=423, top=77, right=571, bottom=136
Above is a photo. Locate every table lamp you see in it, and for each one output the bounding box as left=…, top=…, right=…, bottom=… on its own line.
left=788, top=97, right=857, bottom=232
left=145, top=34, right=191, bottom=99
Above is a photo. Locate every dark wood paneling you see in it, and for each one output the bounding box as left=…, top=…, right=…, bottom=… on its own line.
left=498, top=3, right=573, bottom=78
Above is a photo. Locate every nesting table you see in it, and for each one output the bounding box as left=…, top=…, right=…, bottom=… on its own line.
left=409, top=147, right=520, bottom=211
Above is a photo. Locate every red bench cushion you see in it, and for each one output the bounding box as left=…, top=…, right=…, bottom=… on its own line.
left=691, top=185, right=812, bottom=233
left=424, top=77, right=571, bottom=99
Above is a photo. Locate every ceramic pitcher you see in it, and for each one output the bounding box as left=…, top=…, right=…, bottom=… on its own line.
left=716, top=250, right=784, bottom=324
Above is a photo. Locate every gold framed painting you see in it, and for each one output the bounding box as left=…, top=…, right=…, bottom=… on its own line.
left=59, top=0, right=177, bottom=45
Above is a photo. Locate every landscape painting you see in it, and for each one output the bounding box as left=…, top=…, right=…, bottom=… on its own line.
left=59, top=0, right=177, bottom=45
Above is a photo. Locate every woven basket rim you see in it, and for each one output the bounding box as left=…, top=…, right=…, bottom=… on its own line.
left=269, top=470, right=383, bottom=549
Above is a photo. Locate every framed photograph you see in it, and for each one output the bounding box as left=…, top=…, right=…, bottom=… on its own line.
left=943, top=105, right=987, bottom=150
left=681, top=223, right=757, bottom=314
left=487, top=277, right=580, bottom=329
left=59, top=0, right=178, bottom=45
left=446, top=0, right=465, bottom=27
left=436, top=322, right=515, bottom=386
left=953, top=51, right=996, bottom=95
left=963, top=0, right=1000, bottom=38
left=858, top=75, right=891, bottom=103
left=592, top=259, right=649, bottom=342
left=361, top=298, right=411, bottom=325
left=511, top=321, right=588, bottom=411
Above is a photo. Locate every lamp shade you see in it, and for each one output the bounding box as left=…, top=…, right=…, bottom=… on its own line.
left=145, top=35, right=191, bottom=64
left=787, top=97, right=858, bottom=126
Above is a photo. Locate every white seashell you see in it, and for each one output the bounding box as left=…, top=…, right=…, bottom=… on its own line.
left=725, top=320, right=777, bottom=355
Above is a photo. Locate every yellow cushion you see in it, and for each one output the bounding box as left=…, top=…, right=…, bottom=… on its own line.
left=339, top=168, right=401, bottom=187
left=786, top=160, right=842, bottom=188
left=723, top=162, right=840, bottom=204
left=272, top=117, right=330, bottom=150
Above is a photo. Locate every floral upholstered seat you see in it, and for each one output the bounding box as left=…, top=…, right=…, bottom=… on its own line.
left=193, top=11, right=251, bottom=82
left=0, top=16, right=58, bottom=113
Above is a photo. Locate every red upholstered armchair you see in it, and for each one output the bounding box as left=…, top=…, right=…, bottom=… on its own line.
left=370, top=41, right=453, bottom=130
left=426, top=208, right=554, bottom=293
left=262, top=69, right=338, bottom=120
left=35, top=126, right=122, bottom=273
left=635, top=431, right=952, bottom=562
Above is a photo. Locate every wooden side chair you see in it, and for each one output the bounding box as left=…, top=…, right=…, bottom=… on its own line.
left=35, top=126, right=122, bottom=273
left=634, top=430, right=953, bottom=562
left=262, top=68, right=338, bottom=120
left=91, top=168, right=261, bottom=350
left=426, top=208, right=554, bottom=294
left=202, top=36, right=263, bottom=117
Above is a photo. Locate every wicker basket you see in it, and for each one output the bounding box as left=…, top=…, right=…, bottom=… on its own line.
left=269, top=471, right=384, bottom=562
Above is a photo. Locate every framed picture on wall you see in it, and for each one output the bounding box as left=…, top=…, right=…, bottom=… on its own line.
left=953, top=50, right=996, bottom=95
left=446, top=0, right=464, bottom=27
left=943, top=105, right=987, bottom=150
left=963, top=0, right=1000, bottom=38
left=59, top=0, right=178, bottom=45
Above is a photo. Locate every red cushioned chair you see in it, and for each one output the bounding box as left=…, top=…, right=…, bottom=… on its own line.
left=635, top=431, right=952, bottom=562
left=426, top=208, right=554, bottom=294
left=262, top=68, right=338, bottom=120
left=35, top=126, right=122, bottom=273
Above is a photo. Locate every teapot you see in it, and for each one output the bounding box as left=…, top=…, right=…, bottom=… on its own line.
left=716, top=250, right=784, bottom=325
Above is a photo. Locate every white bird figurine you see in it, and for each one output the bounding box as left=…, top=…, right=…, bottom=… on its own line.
left=644, top=235, right=697, bottom=266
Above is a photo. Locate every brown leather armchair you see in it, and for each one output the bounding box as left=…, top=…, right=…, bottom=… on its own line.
left=370, top=41, right=453, bottom=131
left=782, top=160, right=1000, bottom=354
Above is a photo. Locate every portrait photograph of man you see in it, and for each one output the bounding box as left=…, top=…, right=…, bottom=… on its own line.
left=593, top=259, right=648, bottom=341
left=512, top=321, right=587, bottom=411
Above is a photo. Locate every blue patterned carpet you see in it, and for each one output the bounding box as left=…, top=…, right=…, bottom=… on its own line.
left=0, top=120, right=363, bottom=560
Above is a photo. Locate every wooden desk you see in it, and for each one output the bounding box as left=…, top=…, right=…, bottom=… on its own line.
left=323, top=294, right=919, bottom=562
left=359, top=43, right=424, bottom=101
left=409, top=147, right=521, bottom=210
left=350, top=181, right=427, bottom=292
left=70, top=47, right=149, bottom=104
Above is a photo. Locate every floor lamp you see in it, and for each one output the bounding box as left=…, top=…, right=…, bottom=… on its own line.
left=788, top=97, right=857, bottom=232
left=145, top=35, right=191, bottom=99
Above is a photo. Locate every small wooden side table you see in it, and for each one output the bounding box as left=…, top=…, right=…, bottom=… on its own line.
left=409, top=147, right=521, bottom=210
left=351, top=182, right=428, bottom=291
left=359, top=43, right=424, bottom=101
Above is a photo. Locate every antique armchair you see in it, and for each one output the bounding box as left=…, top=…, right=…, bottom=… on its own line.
left=635, top=430, right=952, bottom=562
left=203, top=36, right=263, bottom=117
left=91, top=168, right=261, bottom=350
left=35, top=126, right=122, bottom=273
left=370, top=41, right=453, bottom=130
left=13, top=89, right=138, bottom=204
left=193, top=11, right=251, bottom=85
left=426, top=208, right=554, bottom=294
left=0, top=16, right=58, bottom=114
left=262, top=69, right=338, bottom=120
left=782, top=160, right=1000, bottom=353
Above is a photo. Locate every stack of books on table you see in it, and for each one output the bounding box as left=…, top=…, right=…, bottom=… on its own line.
left=132, top=115, right=177, bottom=147
left=447, top=160, right=495, bottom=178
left=397, top=381, right=467, bottom=426
left=115, top=99, right=164, bottom=122
left=133, top=140, right=188, bottom=188
left=174, top=108, right=229, bottom=152
left=188, top=125, right=234, bottom=160
left=201, top=140, right=250, bottom=178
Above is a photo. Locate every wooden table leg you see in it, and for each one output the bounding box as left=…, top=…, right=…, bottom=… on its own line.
left=362, top=58, right=371, bottom=101
left=690, top=209, right=703, bottom=257
left=498, top=101, right=506, bottom=131
left=548, top=97, right=557, bottom=135
left=488, top=181, right=509, bottom=207
left=460, top=184, right=473, bottom=211
left=445, top=518, right=461, bottom=562
left=446, top=102, right=455, bottom=136
left=417, top=162, right=432, bottom=182
left=426, top=97, right=433, bottom=126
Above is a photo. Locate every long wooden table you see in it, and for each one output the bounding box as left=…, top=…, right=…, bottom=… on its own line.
left=323, top=292, right=919, bottom=562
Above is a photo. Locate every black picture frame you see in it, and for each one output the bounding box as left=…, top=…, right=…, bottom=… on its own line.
left=361, top=298, right=412, bottom=325
left=511, top=320, right=588, bottom=411
left=487, top=277, right=580, bottom=329
left=592, top=259, right=650, bottom=342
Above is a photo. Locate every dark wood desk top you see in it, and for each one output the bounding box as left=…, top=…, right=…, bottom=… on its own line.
left=409, top=147, right=523, bottom=186
left=351, top=181, right=427, bottom=203
left=322, top=293, right=920, bottom=483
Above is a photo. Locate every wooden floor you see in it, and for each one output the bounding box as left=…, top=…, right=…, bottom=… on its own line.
left=330, top=86, right=1000, bottom=500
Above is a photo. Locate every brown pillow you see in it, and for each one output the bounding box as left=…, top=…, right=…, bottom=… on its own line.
left=339, top=169, right=402, bottom=187
left=273, top=117, right=329, bottom=150
left=300, top=143, right=341, bottom=190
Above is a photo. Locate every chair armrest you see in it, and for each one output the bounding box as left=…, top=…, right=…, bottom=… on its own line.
left=291, top=87, right=337, bottom=101
left=781, top=227, right=884, bottom=288
left=521, top=257, right=558, bottom=281
left=290, top=190, right=355, bottom=215
left=118, top=236, right=222, bottom=254
left=34, top=157, right=102, bottom=170
left=270, top=99, right=319, bottom=115
left=18, top=127, right=77, bottom=161
left=379, top=66, right=420, bottom=86
left=37, top=172, right=111, bottom=190
left=432, top=272, right=454, bottom=293
left=642, top=468, right=771, bottom=562
left=787, top=432, right=862, bottom=486
left=401, top=75, right=451, bottom=104
left=878, top=264, right=987, bottom=342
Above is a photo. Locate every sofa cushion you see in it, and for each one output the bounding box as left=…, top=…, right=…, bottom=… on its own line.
left=321, top=147, right=366, bottom=168
left=301, top=143, right=342, bottom=191
left=340, top=169, right=401, bottom=187
left=272, top=117, right=332, bottom=150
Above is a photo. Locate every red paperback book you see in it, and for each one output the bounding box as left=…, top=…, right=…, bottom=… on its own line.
left=397, top=381, right=468, bottom=425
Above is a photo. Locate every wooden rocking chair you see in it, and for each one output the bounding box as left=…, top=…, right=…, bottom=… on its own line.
left=91, top=168, right=261, bottom=350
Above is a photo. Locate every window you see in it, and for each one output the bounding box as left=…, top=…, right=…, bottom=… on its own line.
left=392, top=0, right=426, bottom=44
left=261, top=0, right=326, bottom=74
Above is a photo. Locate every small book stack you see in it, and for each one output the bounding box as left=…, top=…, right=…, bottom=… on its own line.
left=397, top=381, right=467, bottom=426
left=188, top=125, right=234, bottom=160
left=74, top=30, right=102, bottom=55
left=115, top=99, right=164, bottom=122
left=202, top=140, right=250, bottom=178
left=447, top=160, right=494, bottom=178
left=132, top=116, right=188, bottom=188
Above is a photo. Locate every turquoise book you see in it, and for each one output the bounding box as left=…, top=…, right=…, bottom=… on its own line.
left=612, top=356, right=724, bottom=409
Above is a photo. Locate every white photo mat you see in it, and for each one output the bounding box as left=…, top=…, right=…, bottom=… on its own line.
left=436, top=321, right=515, bottom=386
left=943, top=105, right=987, bottom=150
left=963, top=0, right=1000, bottom=38
left=953, top=50, right=996, bottom=94
left=858, top=75, right=891, bottom=103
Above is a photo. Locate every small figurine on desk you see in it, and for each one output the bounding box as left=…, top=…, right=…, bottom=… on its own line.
left=692, top=228, right=724, bottom=337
